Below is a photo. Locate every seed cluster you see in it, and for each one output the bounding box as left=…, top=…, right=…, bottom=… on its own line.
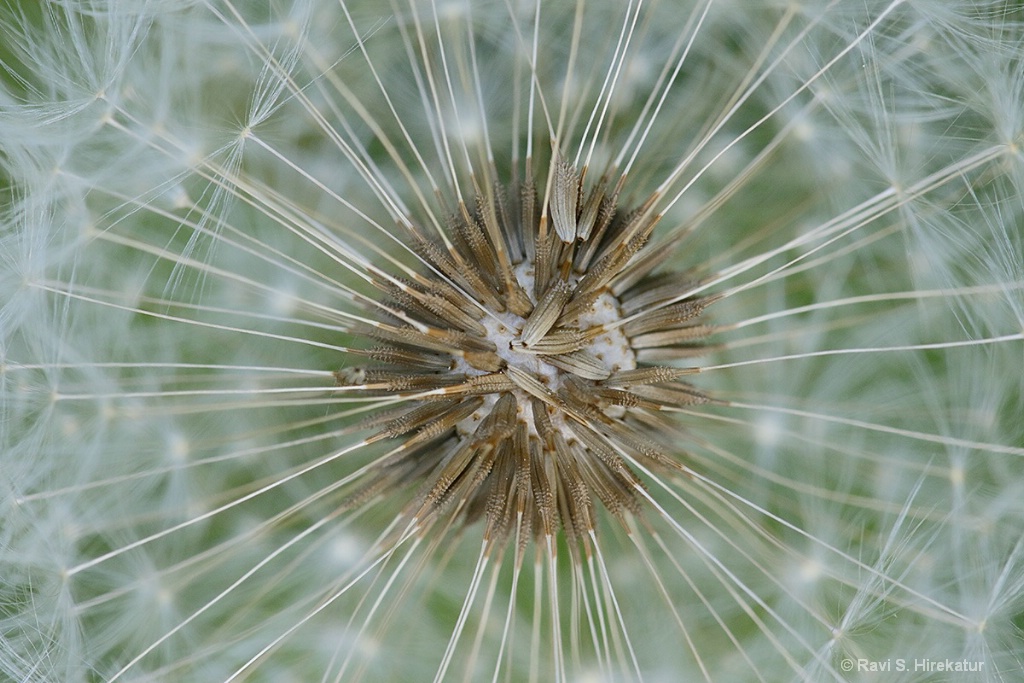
left=337, top=161, right=719, bottom=548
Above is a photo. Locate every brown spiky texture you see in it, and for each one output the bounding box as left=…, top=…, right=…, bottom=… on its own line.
left=336, top=164, right=719, bottom=551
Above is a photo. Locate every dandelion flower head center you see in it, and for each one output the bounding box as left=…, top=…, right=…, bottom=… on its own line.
left=338, top=160, right=716, bottom=543
left=456, top=261, right=638, bottom=441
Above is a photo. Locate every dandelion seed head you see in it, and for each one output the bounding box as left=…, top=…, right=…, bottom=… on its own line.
left=336, top=163, right=716, bottom=543
left=3, top=0, right=1024, bottom=680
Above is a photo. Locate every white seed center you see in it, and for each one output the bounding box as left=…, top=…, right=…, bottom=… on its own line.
left=455, top=261, right=637, bottom=439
